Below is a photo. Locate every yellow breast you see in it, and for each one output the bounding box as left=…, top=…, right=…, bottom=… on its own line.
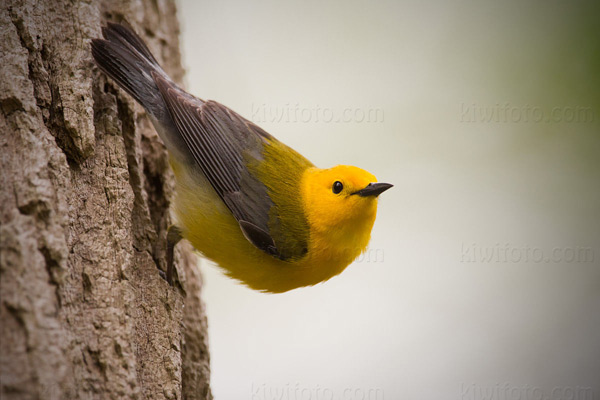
left=169, top=159, right=375, bottom=293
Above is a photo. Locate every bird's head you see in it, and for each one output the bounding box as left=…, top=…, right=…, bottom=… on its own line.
left=301, top=165, right=392, bottom=249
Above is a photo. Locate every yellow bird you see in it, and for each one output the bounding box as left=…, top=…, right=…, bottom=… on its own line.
left=91, top=23, right=392, bottom=293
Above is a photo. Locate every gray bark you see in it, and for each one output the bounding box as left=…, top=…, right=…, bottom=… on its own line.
left=0, top=0, right=212, bottom=399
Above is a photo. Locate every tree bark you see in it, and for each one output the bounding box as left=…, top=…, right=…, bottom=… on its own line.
left=0, top=1, right=212, bottom=399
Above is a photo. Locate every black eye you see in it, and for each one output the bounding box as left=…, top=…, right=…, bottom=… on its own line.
left=332, top=181, right=343, bottom=194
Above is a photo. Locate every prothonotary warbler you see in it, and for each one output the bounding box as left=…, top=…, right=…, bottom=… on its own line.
left=91, top=23, right=392, bottom=293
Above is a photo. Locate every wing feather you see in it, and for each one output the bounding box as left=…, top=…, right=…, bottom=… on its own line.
left=153, top=73, right=310, bottom=260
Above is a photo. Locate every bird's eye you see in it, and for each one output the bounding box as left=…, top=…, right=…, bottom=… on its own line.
left=332, top=181, right=343, bottom=194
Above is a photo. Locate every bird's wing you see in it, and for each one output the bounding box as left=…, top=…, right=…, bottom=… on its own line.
left=153, top=74, right=311, bottom=261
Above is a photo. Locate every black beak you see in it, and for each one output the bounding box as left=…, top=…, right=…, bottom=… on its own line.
left=352, top=182, right=393, bottom=197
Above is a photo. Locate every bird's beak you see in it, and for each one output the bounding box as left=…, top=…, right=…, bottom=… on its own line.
left=352, top=182, right=393, bottom=197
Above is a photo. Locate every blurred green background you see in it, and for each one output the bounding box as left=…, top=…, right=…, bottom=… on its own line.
left=178, top=0, right=599, bottom=398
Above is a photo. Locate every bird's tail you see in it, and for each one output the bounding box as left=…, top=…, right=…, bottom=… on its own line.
left=91, top=23, right=168, bottom=120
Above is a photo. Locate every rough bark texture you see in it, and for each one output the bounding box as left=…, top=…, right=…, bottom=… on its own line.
left=0, top=1, right=212, bottom=399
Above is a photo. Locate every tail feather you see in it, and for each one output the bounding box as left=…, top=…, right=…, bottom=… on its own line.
left=91, top=23, right=198, bottom=161
left=102, top=22, right=159, bottom=66
left=91, top=23, right=166, bottom=120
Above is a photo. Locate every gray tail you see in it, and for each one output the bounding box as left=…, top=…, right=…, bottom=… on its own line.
left=91, top=23, right=167, bottom=119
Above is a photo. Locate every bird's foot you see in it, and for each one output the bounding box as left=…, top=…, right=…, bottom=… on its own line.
left=164, top=224, right=182, bottom=285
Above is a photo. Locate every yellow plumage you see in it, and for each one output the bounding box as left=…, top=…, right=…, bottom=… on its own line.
left=171, top=158, right=381, bottom=293
left=92, top=23, right=392, bottom=293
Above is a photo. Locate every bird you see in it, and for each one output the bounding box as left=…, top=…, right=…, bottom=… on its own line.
left=91, top=23, right=392, bottom=293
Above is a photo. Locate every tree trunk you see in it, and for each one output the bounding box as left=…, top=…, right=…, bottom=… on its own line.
left=0, top=1, right=212, bottom=399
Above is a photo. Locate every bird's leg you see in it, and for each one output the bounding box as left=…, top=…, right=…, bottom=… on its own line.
left=166, top=224, right=182, bottom=285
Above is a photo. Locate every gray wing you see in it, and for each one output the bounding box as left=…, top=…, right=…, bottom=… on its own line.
left=153, top=74, right=286, bottom=258
left=91, top=23, right=307, bottom=259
